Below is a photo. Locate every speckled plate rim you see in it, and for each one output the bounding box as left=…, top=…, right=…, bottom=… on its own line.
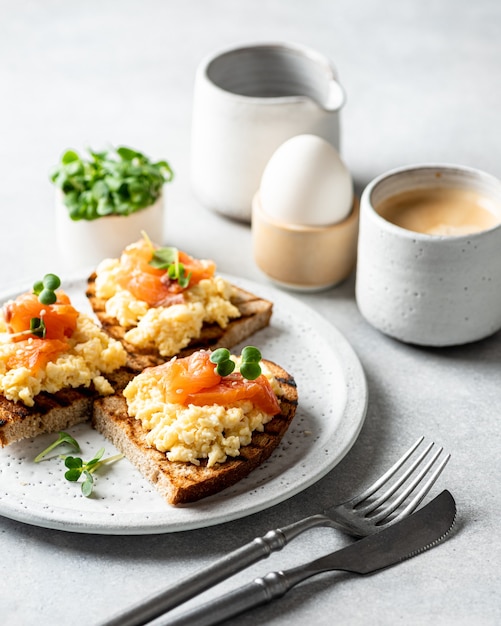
left=0, top=274, right=367, bottom=535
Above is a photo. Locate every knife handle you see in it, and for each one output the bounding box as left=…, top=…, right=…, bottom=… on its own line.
left=98, top=529, right=289, bottom=626
left=157, top=571, right=292, bottom=626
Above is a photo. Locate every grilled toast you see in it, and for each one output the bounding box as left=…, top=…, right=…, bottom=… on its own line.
left=0, top=385, right=97, bottom=447
left=86, top=273, right=273, bottom=372
left=0, top=286, right=128, bottom=447
left=92, top=360, right=298, bottom=505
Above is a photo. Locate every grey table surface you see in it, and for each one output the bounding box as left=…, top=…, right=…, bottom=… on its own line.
left=1, top=1, right=500, bottom=625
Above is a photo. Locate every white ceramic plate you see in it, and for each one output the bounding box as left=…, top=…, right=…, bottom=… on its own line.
left=0, top=275, right=367, bottom=535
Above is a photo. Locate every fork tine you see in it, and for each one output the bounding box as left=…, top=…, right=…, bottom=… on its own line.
left=350, top=436, right=425, bottom=505
left=359, top=441, right=435, bottom=514
left=370, top=447, right=450, bottom=523
left=383, top=452, right=451, bottom=523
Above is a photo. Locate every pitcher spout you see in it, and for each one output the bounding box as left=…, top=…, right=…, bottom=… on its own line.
left=323, top=79, right=345, bottom=112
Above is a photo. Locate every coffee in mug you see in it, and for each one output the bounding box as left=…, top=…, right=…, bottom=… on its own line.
left=355, top=164, right=501, bottom=346
left=376, top=187, right=501, bottom=236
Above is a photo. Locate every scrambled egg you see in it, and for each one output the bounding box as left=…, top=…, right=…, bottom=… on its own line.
left=95, top=258, right=241, bottom=357
left=124, top=361, right=280, bottom=467
left=0, top=313, right=127, bottom=406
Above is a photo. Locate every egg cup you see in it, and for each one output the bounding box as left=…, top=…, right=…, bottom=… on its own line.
left=252, top=192, right=360, bottom=291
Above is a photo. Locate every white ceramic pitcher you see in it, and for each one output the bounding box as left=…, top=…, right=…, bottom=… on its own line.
left=190, top=42, right=345, bottom=222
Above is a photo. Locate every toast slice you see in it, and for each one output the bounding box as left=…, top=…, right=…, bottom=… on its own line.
left=0, top=285, right=128, bottom=447
left=92, top=360, right=298, bottom=505
left=86, top=273, right=273, bottom=372
left=0, top=386, right=97, bottom=447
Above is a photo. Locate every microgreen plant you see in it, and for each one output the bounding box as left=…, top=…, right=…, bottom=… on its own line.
left=210, top=346, right=262, bottom=380
left=50, top=146, right=174, bottom=221
left=239, top=346, right=262, bottom=380
left=64, top=448, right=124, bottom=497
left=33, top=273, right=61, bottom=305
left=34, top=431, right=80, bottom=463
left=149, top=246, right=192, bottom=288
left=34, top=432, right=123, bottom=497
left=210, top=348, right=236, bottom=376
left=29, top=317, right=46, bottom=339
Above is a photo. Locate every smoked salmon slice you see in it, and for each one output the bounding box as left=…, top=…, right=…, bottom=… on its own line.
left=153, top=350, right=280, bottom=415
left=4, top=291, right=78, bottom=342
left=117, top=239, right=216, bottom=307
left=185, top=375, right=280, bottom=416
left=3, top=338, right=70, bottom=373
left=2, top=290, right=78, bottom=372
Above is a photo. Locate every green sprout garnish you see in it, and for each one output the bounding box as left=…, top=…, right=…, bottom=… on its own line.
left=34, top=431, right=80, bottom=463
left=64, top=447, right=124, bottom=497
left=239, top=346, right=263, bottom=380
left=149, top=246, right=192, bottom=288
left=210, top=348, right=236, bottom=376
left=34, top=432, right=123, bottom=497
left=33, top=273, right=61, bottom=305
left=29, top=317, right=46, bottom=339
left=210, top=346, right=262, bottom=380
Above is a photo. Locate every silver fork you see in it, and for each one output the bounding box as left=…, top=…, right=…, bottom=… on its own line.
left=99, top=436, right=450, bottom=626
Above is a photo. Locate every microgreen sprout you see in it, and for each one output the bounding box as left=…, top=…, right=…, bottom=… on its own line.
left=29, top=317, right=46, bottom=339
left=34, top=433, right=123, bottom=497
left=149, top=246, right=192, bottom=288
left=210, top=348, right=236, bottom=376
left=239, top=346, right=262, bottom=380
left=33, top=273, right=61, bottom=305
left=34, top=431, right=80, bottom=463
left=210, top=346, right=263, bottom=380
left=63, top=447, right=124, bottom=497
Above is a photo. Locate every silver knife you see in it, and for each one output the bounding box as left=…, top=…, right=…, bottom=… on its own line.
left=156, top=490, right=456, bottom=626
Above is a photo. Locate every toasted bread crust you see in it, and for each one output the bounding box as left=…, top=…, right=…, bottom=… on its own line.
left=86, top=273, right=273, bottom=372
left=0, top=386, right=97, bottom=447
left=92, top=360, right=298, bottom=505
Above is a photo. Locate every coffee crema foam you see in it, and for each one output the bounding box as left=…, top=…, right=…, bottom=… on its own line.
left=376, top=187, right=501, bottom=236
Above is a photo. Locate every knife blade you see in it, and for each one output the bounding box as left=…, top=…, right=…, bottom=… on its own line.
left=157, top=490, right=456, bottom=626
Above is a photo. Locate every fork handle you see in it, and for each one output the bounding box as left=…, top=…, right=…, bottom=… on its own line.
left=98, top=515, right=329, bottom=626
left=155, top=571, right=292, bottom=626
left=98, top=530, right=289, bottom=626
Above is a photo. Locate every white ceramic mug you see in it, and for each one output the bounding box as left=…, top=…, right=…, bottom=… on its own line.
left=355, top=164, right=501, bottom=346
left=190, top=42, right=345, bottom=222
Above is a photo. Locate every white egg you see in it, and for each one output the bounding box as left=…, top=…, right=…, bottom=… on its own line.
left=259, top=134, right=353, bottom=226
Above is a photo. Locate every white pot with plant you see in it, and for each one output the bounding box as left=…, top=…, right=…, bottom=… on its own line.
left=51, top=145, right=174, bottom=272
